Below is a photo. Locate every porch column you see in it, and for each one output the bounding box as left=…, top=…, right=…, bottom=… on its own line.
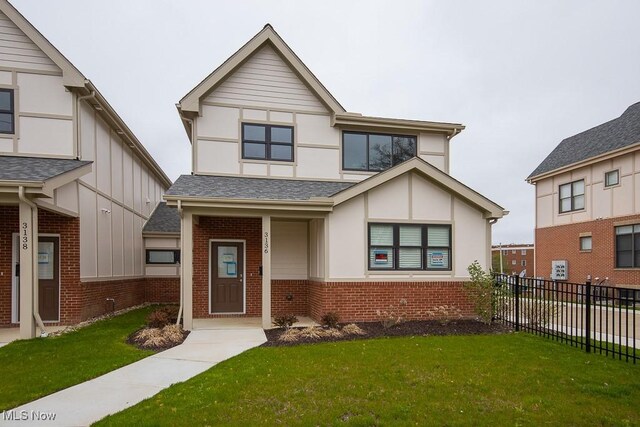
left=261, top=215, right=271, bottom=329
left=182, top=210, right=194, bottom=330
left=18, top=200, right=37, bottom=339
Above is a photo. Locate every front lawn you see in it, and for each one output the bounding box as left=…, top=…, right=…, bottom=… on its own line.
left=97, top=333, right=640, bottom=426
left=0, top=306, right=155, bottom=410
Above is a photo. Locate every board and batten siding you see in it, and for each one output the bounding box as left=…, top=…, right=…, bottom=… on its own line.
left=326, top=172, right=490, bottom=280
left=271, top=221, right=308, bottom=280
left=77, top=101, right=165, bottom=280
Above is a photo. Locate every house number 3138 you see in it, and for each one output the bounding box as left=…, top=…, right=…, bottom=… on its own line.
left=264, top=232, right=269, bottom=254
left=21, top=222, right=29, bottom=250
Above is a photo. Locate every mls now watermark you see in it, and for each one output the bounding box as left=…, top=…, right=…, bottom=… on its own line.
left=2, top=410, right=56, bottom=421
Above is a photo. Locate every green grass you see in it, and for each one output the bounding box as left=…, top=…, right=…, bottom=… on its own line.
left=97, top=333, right=640, bottom=426
left=0, top=306, right=155, bottom=410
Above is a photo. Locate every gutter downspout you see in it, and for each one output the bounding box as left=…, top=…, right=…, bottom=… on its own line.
left=176, top=199, right=184, bottom=326
left=447, top=128, right=462, bottom=141
left=18, top=186, right=47, bottom=336
left=75, top=88, right=96, bottom=160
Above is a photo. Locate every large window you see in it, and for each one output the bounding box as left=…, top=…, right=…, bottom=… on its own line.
left=615, top=225, right=640, bottom=268
left=343, top=132, right=416, bottom=171
left=146, top=249, right=181, bottom=265
left=368, top=223, right=451, bottom=271
left=242, top=123, right=293, bottom=162
left=559, top=179, right=585, bottom=213
left=0, top=89, right=14, bottom=134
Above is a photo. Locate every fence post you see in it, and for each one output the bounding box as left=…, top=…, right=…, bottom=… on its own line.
left=514, top=275, right=520, bottom=332
left=585, top=279, right=591, bottom=353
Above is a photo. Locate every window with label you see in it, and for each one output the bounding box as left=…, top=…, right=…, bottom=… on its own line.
left=343, top=131, right=416, bottom=171
left=615, top=225, right=640, bottom=268
left=242, top=123, right=293, bottom=162
left=559, top=179, right=585, bottom=213
left=146, top=249, right=181, bottom=264
left=368, top=223, right=451, bottom=271
left=0, top=89, right=14, bottom=134
left=605, top=170, right=619, bottom=187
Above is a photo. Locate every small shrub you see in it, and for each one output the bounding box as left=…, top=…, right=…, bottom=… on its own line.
left=375, top=299, right=408, bottom=329
left=133, top=324, right=186, bottom=349
left=323, top=328, right=344, bottom=338
left=341, top=323, right=366, bottom=336
left=279, top=328, right=301, bottom=342
left=146, top=310, right=170, bottom=328
left=426, top=305, right=463, bottom=325
left=464, top=261, right=496, bottom=324
left=299, top=327, right=322, bottom=339
left=160, top=305, right=179, bottom=324
left=321, top=312, right=340, bottom=329
left=273, top=314, right=298, bottom=329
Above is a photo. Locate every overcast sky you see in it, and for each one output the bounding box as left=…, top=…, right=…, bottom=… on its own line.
left=11, top=0, right=640, bottom=244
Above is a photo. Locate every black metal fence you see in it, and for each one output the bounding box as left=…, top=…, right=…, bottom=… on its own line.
left=493, top=274, right=639, bottom=363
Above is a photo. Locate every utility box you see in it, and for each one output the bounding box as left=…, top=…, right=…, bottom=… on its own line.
left=551, top=260, right=568, bottom=280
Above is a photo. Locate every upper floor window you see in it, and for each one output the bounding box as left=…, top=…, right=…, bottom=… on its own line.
left=615, top=225, right=640, bottom=268
left=605, top=170, right=619, bottom=187
left=146, top=249, right=181, bottom=265
left=559, top=179, right=585, bottom=213
left=242, top=123, right=293, bottom=162
left=0, top=89, right=14, bottom=134
left=343, top=131, right=416, bottom=172
left=521, top=249, right=527, bottom=256
left=368, top=223, right=451, bottom=271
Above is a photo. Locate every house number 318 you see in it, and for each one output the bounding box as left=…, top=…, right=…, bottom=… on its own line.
left=264, top=232, right=269, bottom=254
left=21, top=222, right=29, bottom=250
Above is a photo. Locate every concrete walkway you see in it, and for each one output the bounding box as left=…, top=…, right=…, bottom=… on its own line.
left=0, top=328, right=266, bottom=426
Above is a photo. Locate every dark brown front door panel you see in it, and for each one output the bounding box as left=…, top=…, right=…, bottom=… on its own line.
left=211, top=242, right=244, bottom=313
left=38, top=236, right=59, bottom=321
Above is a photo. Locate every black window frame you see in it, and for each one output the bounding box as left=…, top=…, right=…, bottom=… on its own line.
left=615, top=225, right=640, bottom=269
left=342, top=131, right=417, bottom=172
left=367, top=223, right=452, bottom=271
left=559, top=179, right=585, bottom=213
left=0, top=88, right=15, bottom=134
left=145, top=249, right=181, bottom=265
left=241, top=123, right=294, bottom=162
left=604, top=169, right=620, bottom=188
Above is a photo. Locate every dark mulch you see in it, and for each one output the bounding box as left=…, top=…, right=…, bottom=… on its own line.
left=127, top=328, right=190, bottom=352
left=262, top=320, right=512, bottom=347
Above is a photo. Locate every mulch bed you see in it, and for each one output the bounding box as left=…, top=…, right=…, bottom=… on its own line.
left=127, top=328, right=190, bottom=352
left=262, top=320, right=512, bottom=347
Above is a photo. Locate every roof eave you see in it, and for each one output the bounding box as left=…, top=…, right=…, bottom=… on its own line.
left=164, top=194, right=335, bottom=212
left=332, top=114, right=465, bottom=135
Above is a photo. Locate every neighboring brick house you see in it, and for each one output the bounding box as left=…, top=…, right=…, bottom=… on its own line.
left=528, top=101, right=640, bottom=289
left=145, top=24, right=507, bottom=329
left=491, top=244, right=534, bottom=275
left=0, top=0, right=173, bottom=338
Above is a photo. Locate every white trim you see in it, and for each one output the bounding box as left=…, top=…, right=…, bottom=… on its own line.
left=208, top=239, right=247, bottom=315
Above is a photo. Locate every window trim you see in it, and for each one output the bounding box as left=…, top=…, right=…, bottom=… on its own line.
left=604, top=169, right=620, bottom=188
left=559, top=179, right=585, bottom=214
left=0, top=88, right=15, bottom=135
left=615, top=225, right=639, bottom=269
left=367, top=223, right=452, bottom=272
left=342, top=131, right=417, bottom=172
left=579, top=235, right=592, bottom=252
left=145, top=249, right=181, bottom=265
left=241, top=123, right=294, bottom=162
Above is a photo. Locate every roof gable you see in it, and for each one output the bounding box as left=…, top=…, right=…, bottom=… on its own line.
left=0, top=0, right=85, bottom=87
left=179, top=24, right=345, bottom=115
left=332, top=158, right=506, bottom=219
left=528, top=102, right=640, bottom=181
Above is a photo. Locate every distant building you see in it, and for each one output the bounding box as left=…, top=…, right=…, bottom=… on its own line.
left=491, top=244, right=534, bottom=275
left=527, top=102, right=640, bottom=288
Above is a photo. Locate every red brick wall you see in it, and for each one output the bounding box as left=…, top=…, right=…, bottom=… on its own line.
left=0, top=206, right=18, bottom=325
left=308, top=281, right=474, bottom=322
left=492, top=246, right=534, bottom=275
left=145, top=277, right=180, bottom=303
left=80, top=278, right=146, bottom=320
left=271, top=280, right=308, bottom=316
left=535, top=214, right=640, bottom=286
left=192, top=217, right=262, bottom=318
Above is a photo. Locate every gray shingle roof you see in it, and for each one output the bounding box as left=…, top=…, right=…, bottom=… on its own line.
left=528, top=102, right=640, bottom=179
left=0, top=156, right=92, bottom=182
left=143, top=202, right=180, bottom=234
left=165, top=175, right=355, bottom=201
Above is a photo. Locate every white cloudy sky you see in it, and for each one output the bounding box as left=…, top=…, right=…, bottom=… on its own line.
left=11, top=0, right=640, bottom=244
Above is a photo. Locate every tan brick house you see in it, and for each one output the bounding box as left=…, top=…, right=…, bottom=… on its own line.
left=151, top=24, right=507, bottom=329
left=528, top=102, right=640, bottom=289
left=0, top=0, right=173, bottom=338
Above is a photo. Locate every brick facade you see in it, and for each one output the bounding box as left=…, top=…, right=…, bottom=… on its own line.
left=272, top=280, right=308, bottom=316
left=535, top=214, right=640, bottom=287
left=492, top=244, right=534, bottom=275
left=1, top=205, right=181, bottom=327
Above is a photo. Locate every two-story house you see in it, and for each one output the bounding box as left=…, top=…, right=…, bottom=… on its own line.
left=142, top=24, right=506, bottom=329
left=528, top=102, right=640, bottom=289
left=0, top=0, right=172, bottom=339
